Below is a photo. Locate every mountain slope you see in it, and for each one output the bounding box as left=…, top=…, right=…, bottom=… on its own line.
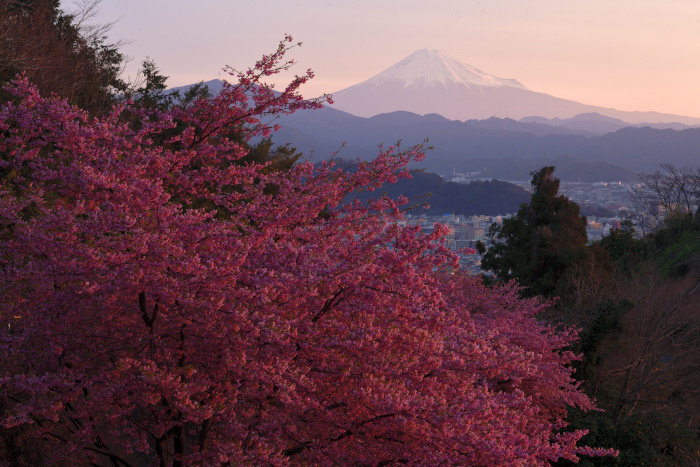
left=329, top=50, right=700, bottom=125
left=344, top=49, right=529, bottom=91
left=164, top=79, right=700, bottom=179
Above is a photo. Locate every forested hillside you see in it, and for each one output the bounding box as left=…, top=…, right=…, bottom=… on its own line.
left=353, top=169, right=530, bottom=215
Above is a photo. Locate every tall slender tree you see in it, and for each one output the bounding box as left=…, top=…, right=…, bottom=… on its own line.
left=479, top=166, right=589, bottom=298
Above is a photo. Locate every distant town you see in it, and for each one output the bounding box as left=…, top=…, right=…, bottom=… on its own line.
left=401, top=178, right=654, bottom=275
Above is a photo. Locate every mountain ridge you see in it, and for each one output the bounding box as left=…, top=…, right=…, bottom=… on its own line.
left=328, top=50, right=700, bottom=125
left=165, top=79, right=700, bottom=181
left=269, top=105, right=700, bottom=178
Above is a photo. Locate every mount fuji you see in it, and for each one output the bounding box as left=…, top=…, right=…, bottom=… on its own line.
left=329, top=49, right=700, bottom=125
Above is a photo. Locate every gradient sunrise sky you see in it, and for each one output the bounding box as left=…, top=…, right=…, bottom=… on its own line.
left=65, top=0, right=700, bottom=118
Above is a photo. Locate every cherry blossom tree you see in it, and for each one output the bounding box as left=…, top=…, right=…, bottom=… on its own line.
left=0, top=38, right=614, bottom=465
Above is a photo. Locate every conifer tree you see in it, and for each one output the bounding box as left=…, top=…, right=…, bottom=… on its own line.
left=479, top=166, right=588, bottom=298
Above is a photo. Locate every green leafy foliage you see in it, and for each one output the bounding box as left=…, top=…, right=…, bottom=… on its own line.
left=599, top=221, right=641, bottom=265
left=646, top=214, right=700, bottom=277
left=130, top=58, right=174, bottom=110
left=571, top=299, right=632, bottom=384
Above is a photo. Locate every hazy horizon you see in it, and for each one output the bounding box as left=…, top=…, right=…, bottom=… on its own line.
left=62, top=0, right=700, bottom=118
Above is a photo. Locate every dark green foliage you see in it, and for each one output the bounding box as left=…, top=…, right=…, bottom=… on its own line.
left=354, top=170, right=530, bottom=216
left=128, top=59, right=215, bottom=112
left=242, top=139, right=302, bottom=174
left=599, top=213, right=700, bottom=279
left=562, top=214, right=700, bottom=465
left=557, top=411, right=678, bottom=467
left=644, top=214, right=700, bottom=277
left=0, top=0, right=127, bottom=114
left=597, top=221, right=643, bottom=276
left=572, top=299, right=632, bottom=383
left=480, top=166, right=589, bottom=297
left=131, top=59, right=173, bottom=110
left=172, top=81, right=213, bottom=109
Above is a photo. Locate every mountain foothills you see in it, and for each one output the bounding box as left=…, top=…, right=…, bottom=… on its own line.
left=267, top=103, right=699, bottom=180
left=349, top=168, right=531, bottom=215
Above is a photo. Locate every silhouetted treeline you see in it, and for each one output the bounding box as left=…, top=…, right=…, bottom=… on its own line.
left=353, top=169, right=530, bottom=216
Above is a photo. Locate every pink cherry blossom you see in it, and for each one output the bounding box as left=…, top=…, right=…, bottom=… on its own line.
left=0, top=38, right=615, bottom=465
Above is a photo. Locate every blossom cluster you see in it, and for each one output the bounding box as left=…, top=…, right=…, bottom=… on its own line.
left=0, top=39, right=614, bottom=465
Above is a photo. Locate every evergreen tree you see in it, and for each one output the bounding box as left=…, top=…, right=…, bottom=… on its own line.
left=0, top=0, right=127, bottom=114
left=478, top=166, right=588, bottom=298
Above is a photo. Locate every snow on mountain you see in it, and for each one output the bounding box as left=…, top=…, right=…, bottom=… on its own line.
left=329, top=50, right=700, bottom=125
left=356, top=49, right=529, bottom=90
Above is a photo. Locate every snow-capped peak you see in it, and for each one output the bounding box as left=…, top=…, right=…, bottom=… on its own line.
left=359, top=49, right=529, bottom=90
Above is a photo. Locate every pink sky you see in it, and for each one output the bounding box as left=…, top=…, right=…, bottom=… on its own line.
left=65, top=0, right=700, bottom=118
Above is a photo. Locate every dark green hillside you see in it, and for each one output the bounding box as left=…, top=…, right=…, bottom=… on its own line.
left=474, top=167, right=700, bottom=466
left=355, top=170, right=530, bottom=216
left=644, top=214, right=700, bottom=277
left=562, top=214, right=700, bottom=467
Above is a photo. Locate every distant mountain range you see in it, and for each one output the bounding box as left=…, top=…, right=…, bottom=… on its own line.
left=168, top=49, right=700, bottom=182
left=520, top=113, right=698, bottom=135
left=329, top=49, right=700, bottom=126
left=269, top=105, right=700, bottom=180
